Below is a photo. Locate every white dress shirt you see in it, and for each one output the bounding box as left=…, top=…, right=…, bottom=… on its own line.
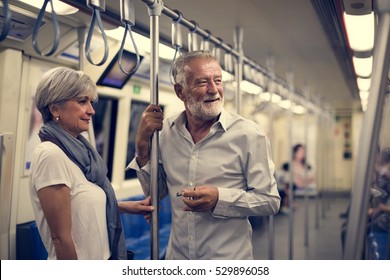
left=127, top=109, right=280, bottom=259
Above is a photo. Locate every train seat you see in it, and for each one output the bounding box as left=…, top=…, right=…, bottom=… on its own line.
left=15, top=194, right=171, bottom=260
left=120, top=194, right=171, bottom=260
left=16, top=221, right=48, bottom=260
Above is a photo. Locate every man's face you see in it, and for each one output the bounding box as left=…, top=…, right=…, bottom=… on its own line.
left=181, top=58, right=224, bottom=121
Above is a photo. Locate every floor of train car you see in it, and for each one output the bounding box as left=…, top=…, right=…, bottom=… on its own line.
left=252, top=193, right=350, bottom=260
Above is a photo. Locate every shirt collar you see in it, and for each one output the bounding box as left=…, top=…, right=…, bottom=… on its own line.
left=169, top=109, right=228, bottom=132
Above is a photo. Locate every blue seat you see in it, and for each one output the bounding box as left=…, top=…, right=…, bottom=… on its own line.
left=20, top=195, right=172, bottom=260
left=16, top=221, right=48, bottom=260
left=120, top=195, right=172, bottom=260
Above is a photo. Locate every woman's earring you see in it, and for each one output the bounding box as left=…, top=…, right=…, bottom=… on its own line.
left=55, top=116, right=60, bottom=122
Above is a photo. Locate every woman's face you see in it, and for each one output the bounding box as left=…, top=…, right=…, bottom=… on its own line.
left=294, top=147, right=306, bottom=161
left=55, top=95, right=95, bottom=137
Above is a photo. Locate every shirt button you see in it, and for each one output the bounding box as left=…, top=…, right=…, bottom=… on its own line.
left=192, top=154, right=196, bottom=159
left=189, top=236, right=194, bottom=241
left=189, top=182, right=193, bottom=187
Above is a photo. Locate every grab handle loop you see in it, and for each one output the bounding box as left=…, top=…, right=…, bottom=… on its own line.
left=0, top=0, right=12, bottom=42
left=118, top=0, right=141, bottom=75
left=169, top=10, right=183, bottom=84
left=118, top=23, right=141, bottom=75
left=85, top=3, right=109, bottom=66
left=32, top=0, right=60, bottom=56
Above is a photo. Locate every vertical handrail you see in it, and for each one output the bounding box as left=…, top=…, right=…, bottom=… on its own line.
left=266, top=55, right=275, bottom=260
left=0, top=134, right=3, bottom=177
left=303, top=98, right=309, bottom=247
left=344, top=0, right=390, bottom=259
left=233, top=27, right=243, bottom=115
left=146, top=0, right=164, bottom=260
left=315, top=110, right=321, bottom=229
left=287, top=71, right=295, bottom=260
left=0, top=133, right=15, bottom=259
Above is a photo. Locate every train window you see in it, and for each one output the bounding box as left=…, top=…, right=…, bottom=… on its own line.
left=92, top=96, right=118, bottom=181
left=125, top=100, right=164, bottom=180
left=96, top=50, right=144, bottom=89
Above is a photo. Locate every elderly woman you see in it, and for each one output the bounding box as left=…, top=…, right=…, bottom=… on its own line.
left=29, top=67, right=153, bottom=260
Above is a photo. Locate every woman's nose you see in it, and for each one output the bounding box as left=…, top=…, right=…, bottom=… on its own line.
left=87, top=102, right=95, bottom=115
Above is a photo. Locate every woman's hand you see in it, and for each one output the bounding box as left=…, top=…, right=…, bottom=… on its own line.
left=118, top=196, right=155, bottom=216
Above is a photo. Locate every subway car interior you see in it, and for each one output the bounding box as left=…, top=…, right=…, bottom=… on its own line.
left=0, top=0, right=389, bottom=260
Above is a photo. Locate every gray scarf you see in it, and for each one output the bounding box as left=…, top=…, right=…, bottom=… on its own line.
left=39, top=121, right=126, bottom=260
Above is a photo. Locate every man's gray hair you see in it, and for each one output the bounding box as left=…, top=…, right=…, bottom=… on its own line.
left=35, top=67, right=97, bottom=123
left=171, top=50, right=220, bottom=87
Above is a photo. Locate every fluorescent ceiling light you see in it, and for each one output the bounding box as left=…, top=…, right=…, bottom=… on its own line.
left=361, top=99, right=368, bottom=112
left=271, top=93, right=282, bottom=104
left=292, top=105, right=307, bottom=114
left=278, top=99, right=291, bottom=109
left=359, top=90, right=369, bottom=100
left=357, top=77, right=371, bottom=91
left=240, top=80, right=262, bottom=94
left=19, top=0, right=79, bottom=15
left=105, top=27, right=176, bottom=60
left=222, top=70, right=234, bottom=82
left=343, top=12, right=375, bottom=52
left=262, top=92, right=271, bottom=101
left=353, top=56, right=373, bottom=77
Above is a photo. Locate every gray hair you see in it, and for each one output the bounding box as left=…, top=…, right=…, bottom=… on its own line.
left=35, top=67, right=97, bottom=123
left=172, top=50, right=220, bottom=87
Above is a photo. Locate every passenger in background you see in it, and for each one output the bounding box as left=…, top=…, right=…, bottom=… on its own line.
left=367, top=148, right=390, bottom=259
left=275, top=162, right=291, bottom=214
left=127, top=50, right=280, bottom=260
left=291, top=144, right=316, bottom=195
left=30, top=67, right=154, bottom=260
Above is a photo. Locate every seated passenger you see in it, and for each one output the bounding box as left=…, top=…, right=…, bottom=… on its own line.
left=367, top=148, right=390, bottom=259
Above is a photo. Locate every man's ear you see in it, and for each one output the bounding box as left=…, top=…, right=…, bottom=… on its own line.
left=174, top=84, right=185, bottom=101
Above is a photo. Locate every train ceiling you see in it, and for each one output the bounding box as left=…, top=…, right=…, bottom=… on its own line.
left=1, top=0, right=381, bottom=112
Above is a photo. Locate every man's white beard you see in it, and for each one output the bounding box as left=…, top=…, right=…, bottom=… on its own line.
left=187, top=93, right=224, bottom=121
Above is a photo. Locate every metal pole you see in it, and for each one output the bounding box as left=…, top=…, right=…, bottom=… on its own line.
left=315, top=112, right=321, bottom=229
left=146, top=0, right=163, bottom=260
left=266, top=55, right=275, bottom=260
left=321, top=115, right=328, bottom=219
left=287, top=71, right=294, bottom=260
left=345, top=0, right=390, bottom=259
left=233, top=27, right=243, bottom=115
left=303, top=103, right=309, bottom=247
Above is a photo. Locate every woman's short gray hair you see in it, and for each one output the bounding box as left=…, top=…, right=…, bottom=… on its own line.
left=35, top=67, right=97, bottom=123
left=172, top=50, right=220, bottom=87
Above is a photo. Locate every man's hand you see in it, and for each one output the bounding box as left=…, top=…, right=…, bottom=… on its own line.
left=181, top=186, right=219, bottom=212
left=135, top=104, right=163, bottom=166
